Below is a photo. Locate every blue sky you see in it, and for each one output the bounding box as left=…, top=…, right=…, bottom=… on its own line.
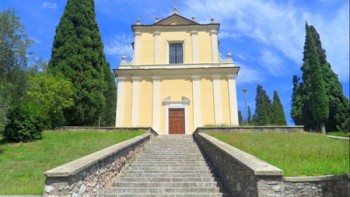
left=1, top=0, right=349, bottom=125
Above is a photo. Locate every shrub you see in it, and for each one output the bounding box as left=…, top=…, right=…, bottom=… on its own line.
left=4, top=104, right=43, bottom=142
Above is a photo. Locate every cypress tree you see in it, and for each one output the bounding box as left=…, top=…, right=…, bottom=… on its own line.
left=254, top=84, right=273, bottom=125
left=238, top=110, right=243, bottom=125
left=247, top=105, right=252, bottom=124
left=305, top=23, right=329, bottom=133
left=309, top=25, right=349, bottom=132
left=101, top=63, right=116, bottom=126
left=272, top=90, right=287, bottom=125
left=291, top=75, right=304, bottom=125
left=48, top=0, right=115, bottom=126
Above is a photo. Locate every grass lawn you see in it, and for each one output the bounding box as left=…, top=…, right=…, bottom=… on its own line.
left=208, top=131, right=349, bottom=176
left=327, top=131, right=350, bottom=137
left=0, top=130, right=144, bottom=195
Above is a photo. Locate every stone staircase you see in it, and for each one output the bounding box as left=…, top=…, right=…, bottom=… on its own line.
left=104, top=135, right=231, bottom=197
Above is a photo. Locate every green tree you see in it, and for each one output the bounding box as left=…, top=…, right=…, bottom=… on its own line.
left=26, top=73, right=74, bottom=129
left=309, top=25, right=349, bottom=132
left=291, top=75, right=304, bottom=125
left=48, top=0, right=115, bottom=126
left=247, top=105, right=252, bottom=124
left=272, top=90, right=287, bottom=125
left=100, top=63, right=116, bottom=126
left=254, top=84, right=273, bottom=125
left=238, top=110, right=243, bottom=125
left=305, top=23, right=329, bottom=133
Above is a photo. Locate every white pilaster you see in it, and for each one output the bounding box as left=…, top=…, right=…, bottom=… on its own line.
left=154, top=30, right=160, bottom=64
left=152, top=76, right=161, bottom=131
left=191, top=29, right=198, bottom=64
left=131, top=76, right=141, bottom=127
left=210, top=28, right=219, bottom=63
left=212, top=74, right=223, bottom=125
left=227, top=74, right=239, bottom=126
left=192, top=75, right=201, bottom=128
left=134, top=31, right=141, bottom=65
left=115, top=77, right=127, bottom=127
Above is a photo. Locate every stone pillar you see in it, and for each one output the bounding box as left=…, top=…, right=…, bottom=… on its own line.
left=191, top=29, right=198, bottom=64
left=227, top=74, right=239, bottom=126
left=154, top=30, right=160, bottom=64
left=131, top=76, right=141, bottom=127
left=115, top=77, right=127, bottom=127
left=192, top=75, right=201, bottom=128
left=152, top=76, right=161, bottom=131
left=210, top=28, right=219, bottom=63
left=133, top=30, right=141, bottom=65
left=212, top=74, right=223, bottom=125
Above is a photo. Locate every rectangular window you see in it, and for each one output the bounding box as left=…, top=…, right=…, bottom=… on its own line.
left=169, top=43, right=183, bottom=64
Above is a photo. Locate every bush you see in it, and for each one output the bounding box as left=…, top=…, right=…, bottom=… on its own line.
left=3, top=105, right=43, bottom=142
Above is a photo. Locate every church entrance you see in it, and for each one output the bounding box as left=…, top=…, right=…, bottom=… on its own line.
left=168, top=108, right=185, bottom=134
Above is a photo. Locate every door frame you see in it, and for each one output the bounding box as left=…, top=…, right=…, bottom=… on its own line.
left=164, top=96, right=190, bottom=135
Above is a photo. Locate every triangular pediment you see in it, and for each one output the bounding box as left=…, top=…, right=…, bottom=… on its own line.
left=154, top=14, right=199, bottom=26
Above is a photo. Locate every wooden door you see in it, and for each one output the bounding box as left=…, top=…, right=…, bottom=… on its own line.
left=169, top=108, right=185, bottom=134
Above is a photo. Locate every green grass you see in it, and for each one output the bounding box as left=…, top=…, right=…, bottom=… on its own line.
left=327, top=131, right=350, bottom=137
left=207, top=131, right=349, bottom=176
left=0, top=130, right=144, bottom=195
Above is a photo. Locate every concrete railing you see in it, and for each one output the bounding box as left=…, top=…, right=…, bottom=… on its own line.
left=44, top=133, right=151, bottom=197
left=194, top=133, right=284, bottom=196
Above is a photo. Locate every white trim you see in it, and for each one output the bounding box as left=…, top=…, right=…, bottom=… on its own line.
left=115, top=77, right=127, bottom=127
left=152, top=76, right=161, bottom=131
left=212, top=74, right=223, bottom=124
left=131, top=76, right=141, bottom=127
left=134, top=31, right=141, bottom=65
left=227, top=74, right=239, bottom=126
left=210, top=29, right=219, bottom=63
left=192, top=75, right=201, bottom=128
left=163, top=96, right=190, bottom=135
left=154, top=30, right=160, bottom=64
left=191, top=29, right=198, bottom=64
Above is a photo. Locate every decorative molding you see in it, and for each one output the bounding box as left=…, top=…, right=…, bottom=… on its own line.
left=134, top=31, right=141, bottom=65
left=191, top=29, right=198, bottom=64
left=163, top=96, right=190, bottom=135
left=131, top=77, right=141, bottom=127
left=115, top=79, right=126, bottom=127
left=152, top=76, right=161, bottom=132
left=154, top=30, right=160, bottom=64
left=192, top=75, right=201, bottom=128
left=210, top=28, right=219, bottom=63
left=212, top=75, right=223, bottom=124
left=227, top=76, right=239, bottom=126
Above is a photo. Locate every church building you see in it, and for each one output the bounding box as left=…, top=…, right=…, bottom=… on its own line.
left=114, top=9, right=240, bottom=134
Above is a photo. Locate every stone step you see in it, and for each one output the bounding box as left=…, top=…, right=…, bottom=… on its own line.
left=104, top=193, right=232, bottom=197
left=132, top=161, right=208, bottom=165
left=120, top=172, right=215, bottom=179
left=114, top=181, right=221, bottom=188
left=128, top=166, right=211, bottom=171
left=118, top=177, right=219, bottom=182
left=110, top=187, right=223, bottom=193
left=124, top=169, right=214, bottom=174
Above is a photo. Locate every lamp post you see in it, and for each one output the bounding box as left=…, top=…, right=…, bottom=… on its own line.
left=242, top=88, right=248, bottom=124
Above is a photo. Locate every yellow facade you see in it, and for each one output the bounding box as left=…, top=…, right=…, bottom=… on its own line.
left=114, top=13, right=240, bottom=134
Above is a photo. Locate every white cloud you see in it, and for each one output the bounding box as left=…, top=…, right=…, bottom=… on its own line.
left=260, top=51, right=285, bottom=77
left=105, top=33, right=134, bottom=59
left=42, top=2, right=57, bottom=9
left=182, top=0, right=349, bottom=82
left=235, top=62, right=265, bottom=85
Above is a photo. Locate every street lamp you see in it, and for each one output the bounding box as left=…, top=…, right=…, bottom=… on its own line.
left=242, top=88, right=248, bottom=124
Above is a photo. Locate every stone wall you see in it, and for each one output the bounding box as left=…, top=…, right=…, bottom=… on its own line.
left=194, top=132, right=283, bottom=197
left=43, top=133, right=151, bottom=197
left=284, top=174, right=350, bottom=197
left=194, top=132, right=350, bottom=197
left=56, top=126, right=158, bottom=135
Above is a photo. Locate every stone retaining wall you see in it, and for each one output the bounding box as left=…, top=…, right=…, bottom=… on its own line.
left=194, top=132, right=350, bottom=197
left=284, top=175, right=350, bottom=197
left=56, top=126, right=158, bottom=135
left=194, top=132, right=284, bottom=197
left=43, top=133, right=151, bottom=197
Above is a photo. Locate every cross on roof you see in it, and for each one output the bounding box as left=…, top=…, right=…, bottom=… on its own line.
left=173, top=0, right=178, bottom=14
